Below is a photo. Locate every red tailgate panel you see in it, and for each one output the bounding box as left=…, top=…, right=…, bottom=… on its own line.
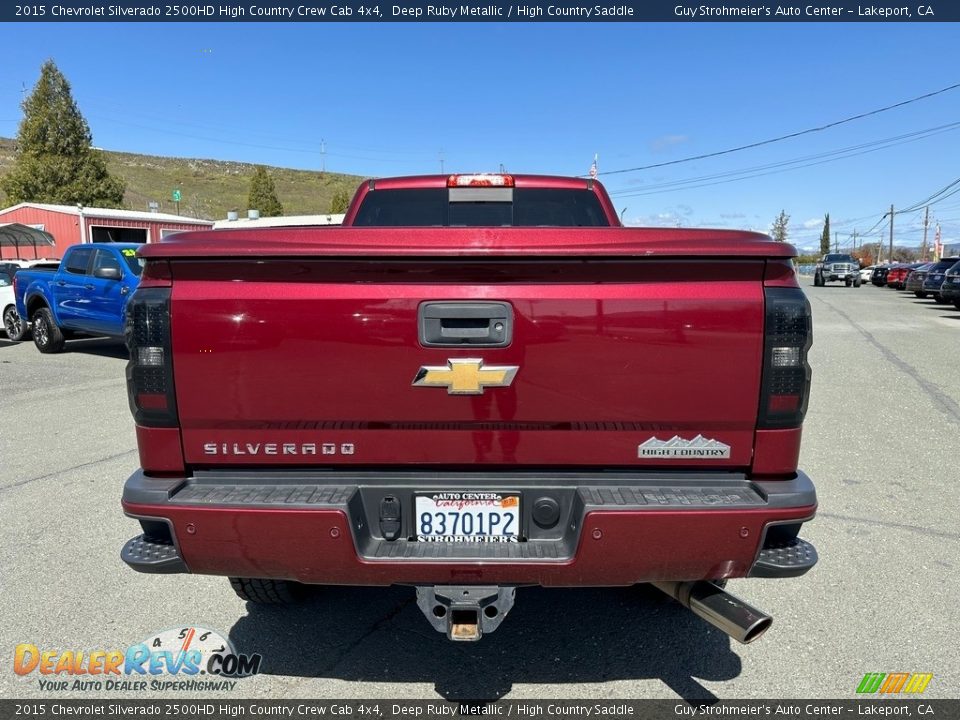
left=171, top=260, right=765, bottom=467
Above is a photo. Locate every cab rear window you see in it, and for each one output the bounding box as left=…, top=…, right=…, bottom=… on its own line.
left=352, top=188, right=610, bottom=227
left=930, top=259, right=959, bottom=272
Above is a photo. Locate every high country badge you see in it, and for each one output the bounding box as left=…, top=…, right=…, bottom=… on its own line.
left=638, top=435, right=731, bottom=459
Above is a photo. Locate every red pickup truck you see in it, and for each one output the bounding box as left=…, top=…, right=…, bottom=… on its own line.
left=120, top=174, right=817, bottom=643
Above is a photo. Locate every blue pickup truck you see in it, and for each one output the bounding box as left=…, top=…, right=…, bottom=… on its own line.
left=14, top=243, right=143, bottom=353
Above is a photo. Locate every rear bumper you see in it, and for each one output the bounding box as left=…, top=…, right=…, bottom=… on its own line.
left=939, top=282, right=960, bottom=300
left=121, top=469, right=817, bottom=586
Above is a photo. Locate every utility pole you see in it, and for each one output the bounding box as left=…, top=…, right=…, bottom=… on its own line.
left=888, top=204, right=894, bottom=263
left=834, top=231, right=838, bottom=253
left=439, top=149, right=445, bottom=174
left=921, top=205, right=930, bottom=260
left=320, top=139, right=326, bottom=174
left=852, top=230, right=858, bottom=252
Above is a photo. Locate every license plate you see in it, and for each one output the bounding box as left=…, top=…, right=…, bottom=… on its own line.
left=415, top=492, right=520, bottom=543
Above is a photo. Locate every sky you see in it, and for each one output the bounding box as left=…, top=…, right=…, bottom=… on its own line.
left=2, top=22, right=959, bottom=252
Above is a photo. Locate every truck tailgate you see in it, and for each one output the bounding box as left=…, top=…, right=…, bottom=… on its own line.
left=169, top=257, right=764, bottom=467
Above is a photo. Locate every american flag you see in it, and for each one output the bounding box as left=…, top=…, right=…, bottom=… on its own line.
left=589, top=154, right=598, bottom=179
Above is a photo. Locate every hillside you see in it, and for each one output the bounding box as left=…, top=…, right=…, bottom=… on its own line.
left=0, top=138, right=365, bottom=221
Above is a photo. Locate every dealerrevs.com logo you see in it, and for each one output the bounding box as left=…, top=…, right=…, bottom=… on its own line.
left=13, top=626, right=261, bottom=692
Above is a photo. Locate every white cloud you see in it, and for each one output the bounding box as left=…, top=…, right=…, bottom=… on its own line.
left=802, top=217, right=824, bottom=229
left=650, top=134, right=689, bottom=153
left=626, top=211, right=685, bottom=227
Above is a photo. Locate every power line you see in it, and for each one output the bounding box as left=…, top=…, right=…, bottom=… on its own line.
left=594, top=81, right=960, bottom=178
left=856, top=176, right=960, bottom=240
left=607, top=121, right=960, bottom=199
left=897, top=177, right=960, bottom=213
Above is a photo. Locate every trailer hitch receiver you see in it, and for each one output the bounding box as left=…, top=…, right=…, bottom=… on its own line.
left=415, top=585, right=516, bottom=641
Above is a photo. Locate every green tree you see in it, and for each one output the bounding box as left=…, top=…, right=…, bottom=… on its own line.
left=329, top=188, right=351, bottom=214
left=771, top=210, right=790, bottom=243
left=819, top=213, right=831, bottom=256
left=247, top=165, right=283, bottom=217
left=0, top=60, right=125, bottom=207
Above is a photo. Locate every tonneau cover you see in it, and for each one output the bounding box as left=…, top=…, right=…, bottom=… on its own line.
left=140, top=227, right=796, bottom=259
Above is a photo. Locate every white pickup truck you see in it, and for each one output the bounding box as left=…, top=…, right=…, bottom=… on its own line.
left=813, top=253, right=862, bottom=287
left=1, top=259, right=58, bottom=341
left=1, top=266, right=23, bottom=339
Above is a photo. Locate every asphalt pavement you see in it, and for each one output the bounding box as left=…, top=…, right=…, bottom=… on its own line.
left=1, top=282, right=957, bottom=701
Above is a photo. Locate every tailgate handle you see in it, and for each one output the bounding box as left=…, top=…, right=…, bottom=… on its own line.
left=419, top=302, right=513, bottom=347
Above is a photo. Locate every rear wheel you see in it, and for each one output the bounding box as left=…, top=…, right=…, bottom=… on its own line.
left=915, top=291, right=927, bottom=298
left=845, top=279, right=852, bottom=287
left=229, top=577, right=309, bottom=605
left=933, top=293, right=944, bottom=304
left=814, top=273, right=824, bottom=287
left=3, top=305, right=28, bottom=341
left=854, top=278, right=862, bottom=288
left=31, top=307, right=65, bottom=353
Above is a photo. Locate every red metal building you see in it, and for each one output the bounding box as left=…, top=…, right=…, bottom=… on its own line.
left=0, top=203, right=213, bottom=260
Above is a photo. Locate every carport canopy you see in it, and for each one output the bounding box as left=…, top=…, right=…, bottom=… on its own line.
left=0, top=223, right=57, bottom=258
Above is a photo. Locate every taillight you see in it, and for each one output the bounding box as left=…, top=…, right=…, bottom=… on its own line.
left=125, top=287, right=178, bottom=427
left=447, top=174, right=515, bottom=187
left=758, top=288, right=812, bottom=429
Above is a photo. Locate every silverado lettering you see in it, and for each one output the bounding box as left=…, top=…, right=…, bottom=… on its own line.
left=202, top=442, right=355, bottom=456
left=120, top=173, right=818, bottom=643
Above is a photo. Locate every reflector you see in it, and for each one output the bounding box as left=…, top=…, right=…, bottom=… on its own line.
left=771, top=347, right=800, bottom=368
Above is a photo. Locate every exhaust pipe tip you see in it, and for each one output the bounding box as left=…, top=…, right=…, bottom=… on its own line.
left=739, top=613, right=773, bottom=644
left=653, top=581, right=773, bottom=645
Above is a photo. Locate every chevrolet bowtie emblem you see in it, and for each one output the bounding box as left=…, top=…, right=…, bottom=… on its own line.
left=413, top=358, right=519, bottom=395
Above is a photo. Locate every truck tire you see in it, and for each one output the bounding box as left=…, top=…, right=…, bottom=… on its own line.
left=229, top=577, right=308, bottom=605
left=845, top=279, right=852, bottom=287
left=813, top=273, right=823, bottom=287
left=854, top=278, right=862, bottom=288
left=31, top=307, right=65, bottom=353
left=3, top=305, right=28, bottom=341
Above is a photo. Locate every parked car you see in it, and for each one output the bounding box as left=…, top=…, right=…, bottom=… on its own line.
left=921, top=257, right=960, bottom=303
left=938, top=259, right=960, bottom=309
left=871, top=265, right=892, bottom=287
left=0, top=259, right=60, bottom=272
left=905, top=263, right=934, bottom=297
left=859, top=265, right=877, bottom=284
left=1, top=268, right=28, bottom=341
left=886, top=263, right=925, bottom=290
